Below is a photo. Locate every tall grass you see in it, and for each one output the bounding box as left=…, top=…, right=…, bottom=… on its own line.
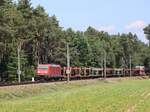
left=0, top=79, right=150, bottom=112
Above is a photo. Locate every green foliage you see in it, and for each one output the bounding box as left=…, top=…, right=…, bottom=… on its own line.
left=144, top=25, right=150, bottom=70
left=23, top=66, right=35, bottom=80
left=7, top=40, right=28, bottom=81
left=144, top=24, right=150, bottom=45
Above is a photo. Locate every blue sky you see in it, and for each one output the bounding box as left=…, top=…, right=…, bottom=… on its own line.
left=31, top=0, right=149, bottom=43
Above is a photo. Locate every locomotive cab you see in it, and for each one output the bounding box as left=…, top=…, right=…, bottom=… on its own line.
left=36, top=64, right=62, bottom=80
left=37, top=65, right=49, bottom=75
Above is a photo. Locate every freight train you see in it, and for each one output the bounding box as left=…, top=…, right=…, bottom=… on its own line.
left=36, top=64, right=146, bottom=80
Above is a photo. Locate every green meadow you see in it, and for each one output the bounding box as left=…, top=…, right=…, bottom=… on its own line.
left=0, top=78, right=150, bottom=112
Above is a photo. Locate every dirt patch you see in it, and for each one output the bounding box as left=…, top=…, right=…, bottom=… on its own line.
left=127, top=104, right=137, bottom=112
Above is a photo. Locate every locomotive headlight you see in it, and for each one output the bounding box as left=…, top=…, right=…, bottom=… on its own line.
left=44, top=71, right=48, bottom=73
left=38, top=71, right=41, bottom=73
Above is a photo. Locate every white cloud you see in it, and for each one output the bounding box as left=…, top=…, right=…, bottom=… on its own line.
left=97, top=25, right=116, bottom=34
left=124, top=20, right=148, bottom=43
left=136, top=32, right=148, bottom=43
left=125, top=20, right=146, bottom=30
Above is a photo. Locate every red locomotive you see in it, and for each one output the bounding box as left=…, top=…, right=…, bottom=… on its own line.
left=36, top=64, right=62, bottom=80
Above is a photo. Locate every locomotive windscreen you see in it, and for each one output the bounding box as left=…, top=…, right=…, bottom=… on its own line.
left=38, top=65, right=48, bottom=70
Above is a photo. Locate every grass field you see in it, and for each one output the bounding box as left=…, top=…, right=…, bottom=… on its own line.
left=0, top=78, right=150, bottom=112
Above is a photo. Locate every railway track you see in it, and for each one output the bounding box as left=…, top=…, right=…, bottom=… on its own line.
left=0, top=76, right=104, bottom=87
left=0, top=80, right=64, bottom=87
left=0, top=81, right=40, bottom=87
left=0, top=76, right=148, bottom=88
left=0, top=76, right=101, bottom=87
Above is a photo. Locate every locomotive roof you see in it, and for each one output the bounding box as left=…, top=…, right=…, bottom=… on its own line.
left=38, top=64, right=61, bottom=67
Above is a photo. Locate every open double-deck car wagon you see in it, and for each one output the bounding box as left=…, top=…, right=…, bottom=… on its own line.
left=36, top=64, right=146, bottom=80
